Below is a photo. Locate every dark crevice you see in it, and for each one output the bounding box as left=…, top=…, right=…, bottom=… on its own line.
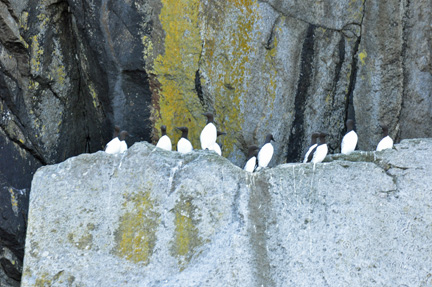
left=344, top=0, right=367, bottom=126
left=195, top=69, right=205, bottom=108
left=286, top=24, right=316, bottom=163
left=395, top=0, right=410, bottom=143
left=265, top=16, right=281, bottom=50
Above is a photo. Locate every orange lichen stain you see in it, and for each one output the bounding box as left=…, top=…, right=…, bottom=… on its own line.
left=152, top=0, right=203, bottom=148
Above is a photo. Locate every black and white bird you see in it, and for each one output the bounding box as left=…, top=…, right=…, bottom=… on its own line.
left=256, top=134, right=275, bottom=171
left=105, top=125, right=122, bottom=154
left=176, top=127, right=193, bottom=154
left=376, top=124, right=393, bottom=151
left=244, top=145, right=259, bottom=172
left=208, top=131, right=226, bottom=156
left=305, top=132, right=328, bottom=164
left=200, top=113, right=217, bottom=150
left=341, top=119, right=358, bottom=155
left=156, top=125, right=172, bottom=151
left=303, top=132, right=320, bottom=163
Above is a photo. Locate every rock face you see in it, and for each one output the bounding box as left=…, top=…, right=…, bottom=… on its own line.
left=1, top=0, right=432, bottom=284
left=22, top=138, right=432, bottom=286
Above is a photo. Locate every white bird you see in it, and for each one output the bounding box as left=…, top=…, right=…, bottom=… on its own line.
left=376, top=125, right=393, bottom=151
left=208, top=131, right=226, bottom=156
left=105, top=125, right=121, bottom=154
left=156, top=125, right=172, bottom=151
left=176, top=127, right=193, bottom=154
left=200, top=112, right=217, bottom=150
left=303, top=132, right=320, bottom=163
left=256, top=134, right=275, bottom=171
left=244, top=145, right=259, bottom=172
left=309, top=133, right=328, bottom=164
left=118, top=131, right=129, bottom=153
left=341, top=119, right=358, bottom=155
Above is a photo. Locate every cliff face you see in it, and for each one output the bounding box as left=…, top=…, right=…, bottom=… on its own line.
left=22, top=138, right=432, bottom=286
left=1, top=0, right=432, bottom=284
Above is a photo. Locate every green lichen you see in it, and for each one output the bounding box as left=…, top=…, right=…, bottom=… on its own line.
left=68, top=232, right=93, bottom=250
left=114, top=190, right=160, bottom=264
left=171, top=196, right=202, bottom=270
left=35, top=272, right=52, bottom=287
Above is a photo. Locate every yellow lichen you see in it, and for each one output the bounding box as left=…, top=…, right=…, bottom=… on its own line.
left=115, top=190, right=160, bottom=264
left=8, top=188, right=18, bottom=214
left=88, top=84, right=99, bottom=109
left=152, top=0, right=204, bottom=147
left=358, top=49, right=367, bottom=65
left=30, top=35, right=43, bottom=74
left=206, top=0, right=260, bottom=158
left=171, top=196, right=202, bottom=270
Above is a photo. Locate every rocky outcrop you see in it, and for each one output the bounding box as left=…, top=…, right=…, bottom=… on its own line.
left=22, top=138, right=432, bottom=286
left=1, top=0, right=432, bottom=284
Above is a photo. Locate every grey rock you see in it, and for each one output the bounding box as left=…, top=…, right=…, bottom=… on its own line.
left=22, top=138, right=432, bottom=286
left=2, top=0, right=432, bottom=283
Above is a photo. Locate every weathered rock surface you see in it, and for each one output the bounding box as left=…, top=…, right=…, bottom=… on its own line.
left=22, top=138, right=432, bottom=286
left=1, top=0, right=432, bottom=284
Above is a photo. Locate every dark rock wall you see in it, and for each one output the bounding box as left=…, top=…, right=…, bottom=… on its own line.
left=0, top=0, right=431, bottom=285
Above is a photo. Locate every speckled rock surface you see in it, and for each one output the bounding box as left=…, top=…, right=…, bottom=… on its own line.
left=22, top=138, right=432, bottom=286
left=2, top=0, right=432, bottom=284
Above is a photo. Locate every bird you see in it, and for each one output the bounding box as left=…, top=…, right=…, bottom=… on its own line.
left=112, top=125, right=120, bottom=138
left=176, top=127, right=193, bottom=154
left=376, top=124, right=393, bottom=151
left=244, top=145, right=259, bottom=172
left=256, top=134, right=275, bottom=171
left=118, top=131, right=129, bottom=153
left=341, top=119, right=358, bottom=155
left=200, top=112, right=217, bottom=150
left=303, top=132, right=320, bottom=163
left=310, top=132, right=328, bottom=164
left=105, top=125, right=121, bottom=154
left=156, top=125, right=172, bottom=151
left=208, top=131, right=226, bottom=156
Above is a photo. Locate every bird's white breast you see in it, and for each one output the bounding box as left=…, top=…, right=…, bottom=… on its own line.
left=376, top=136, right=393, bottom=151
left=257, top=143, right=274, bottom=168
left=341, top=130, right=358, bottom=155
left=178, top=138, right=193, bottom=154
left=200, top=123, right=217, bottom=150
left=304, top=144, right=318, bottom=163
left=105, top=138, right=121, bottom=154
left=312, top=144, right=328, bottom=164
left=119, top=141, right=128, bottom=153
left=208, top=142, right=222, bottom=155
left=244, top=157, right=257, bottom=172
left=156, top=135, right=172, bottom=151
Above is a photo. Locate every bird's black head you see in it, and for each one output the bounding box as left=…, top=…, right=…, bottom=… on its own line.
left=176, top=127, right=189, bottom=139
left=160, top=125, right=167, bottom=135
left=380, top=124, right=389, bottom=136
left=119, top=131, right=129, bottom=141
left=247, top=145, right=260, bottom=158
left=319, top=132, right=328, bottom=144
left=265, top=133, right=275, bottom=143
left=311, top=132, right=320, bottom=144
left=202, top=112, right=214, bottom=123
left=346, top=119, right=355, bottom=131
left=113, top=125, right=121, bottom=138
